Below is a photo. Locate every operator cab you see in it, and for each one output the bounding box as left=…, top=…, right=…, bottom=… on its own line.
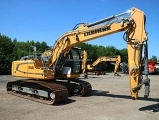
left=61, top=47, right=82, bottom=75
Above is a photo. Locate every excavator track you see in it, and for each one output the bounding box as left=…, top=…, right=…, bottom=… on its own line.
left=56, top=79, right=92, bottom=96
left=72, top=79, right=92, bottom=96
left=7, top=79, right=68, bottom=105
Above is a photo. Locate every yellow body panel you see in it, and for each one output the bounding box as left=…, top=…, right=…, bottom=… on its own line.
left=12, top=60, right=55, bottom=80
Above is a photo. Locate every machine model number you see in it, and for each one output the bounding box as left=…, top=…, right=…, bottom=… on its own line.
left=28, top=66, right=34, bottom=69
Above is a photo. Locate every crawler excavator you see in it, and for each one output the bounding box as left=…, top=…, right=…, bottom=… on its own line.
left=81, top=50, right=121, bottom=77
left=7, top=7, right=150, bottom=105
left=86, top=55, right=121, bottom=76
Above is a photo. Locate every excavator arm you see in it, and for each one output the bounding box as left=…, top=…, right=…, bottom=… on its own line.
left=110, top=55, right=121, bottom=76
left=49, top=7, right=149, bottom=99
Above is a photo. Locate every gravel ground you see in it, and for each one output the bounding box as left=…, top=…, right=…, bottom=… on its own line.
left=0, top=73, right=159, bottom=120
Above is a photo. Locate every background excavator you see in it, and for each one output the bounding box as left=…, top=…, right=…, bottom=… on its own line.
left=7, top=7, right=150, bottom=105
left=81, top=50, right=121, bottom=77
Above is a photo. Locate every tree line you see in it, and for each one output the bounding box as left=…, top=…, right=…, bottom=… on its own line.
left=0, top=34, right=158, bottom=75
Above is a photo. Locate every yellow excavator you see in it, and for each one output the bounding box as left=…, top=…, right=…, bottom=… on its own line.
left=89, top=56, right=121, bottom=75
left=81, top=50, right=121, bottom=77
left=91, top=56, right=120, bottom=75
left=7, top=7, right=150, bottom=105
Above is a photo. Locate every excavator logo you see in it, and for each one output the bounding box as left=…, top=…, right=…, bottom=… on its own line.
left=84, top=26, right=111, bottom=36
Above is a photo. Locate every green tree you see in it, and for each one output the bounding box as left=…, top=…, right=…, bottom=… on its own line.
left=12, top=41, right=29, bottom=60
left=119, top=48, right=128, bottom=62
left=36, top=41, right=49, bottom=53
left=149, top=56, right=157, bottom=61
left=76, top=43, right=98, bottom=62
left=0, top=34, right=14, bottom=74
left=103, top=46, right=119, bottom=57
